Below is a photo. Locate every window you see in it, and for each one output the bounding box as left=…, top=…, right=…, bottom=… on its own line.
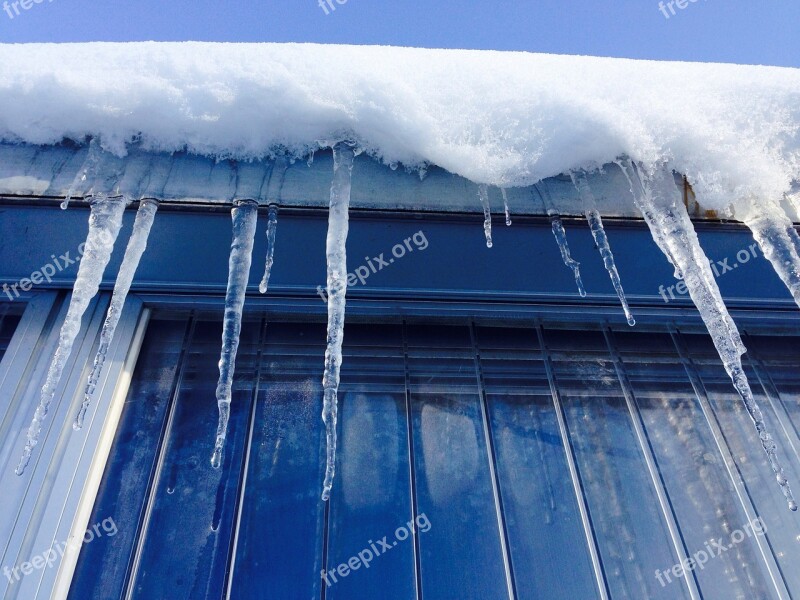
left=70, top=312, right=800, bottom=600
left=0, top=304, right=22, bottom=363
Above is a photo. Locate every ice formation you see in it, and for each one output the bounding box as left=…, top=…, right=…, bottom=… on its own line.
left=478, top=184, right=493, bottom=248
left=211, top=200, right=258, bottom=469
left=258, top=204, right=279, bottom=294
left=75, top=198, right=158, bottom=430
left=501, top=188, right=512, bottom=226
left=17, top=195, right=127, bottom=475
left=533, top=182, right=586, bottom=297
left=321, top=143, right=356, bottom=501
left=570, top=172, right=635, bottom=326
left=62, top=138, right=104, bottom=210
left=618, top=159, right=796, bottom=510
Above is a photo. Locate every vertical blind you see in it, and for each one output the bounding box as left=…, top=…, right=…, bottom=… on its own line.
left=69, top=314, right=800, bottom=600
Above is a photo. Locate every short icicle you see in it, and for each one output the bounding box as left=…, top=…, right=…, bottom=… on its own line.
left=17, top=195, right=127, bottom=475
left=321, top=142, right=356, bottom=501
left=75, top=199, right=159, bottom=430
left=62, top=139, right=104, bottom=210
left=619, top=159, right=796, bottom=511
left=478, top=184, right=493, bottom=248
left=570, top=171, right=635, bottom=325
left=533, top=182, right=586, bottom=297
left=501, top=188, right=512, bottom=226
left=258, top=204, right=279, bottom=294
left=211, top=199, right=259, bottom=469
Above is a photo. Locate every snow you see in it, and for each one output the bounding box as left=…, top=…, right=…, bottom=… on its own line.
left=17, top=195, right=127, bottom=474
left=0, top=42, right=797, bottom=219
left=75, top=198, right=158, bottom=430
left=321, top=143, right=355, bottom=501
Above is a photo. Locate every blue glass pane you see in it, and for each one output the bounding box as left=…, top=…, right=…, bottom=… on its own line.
left=546, top=328, right=691, bottom=600
left=68, top=317, right=186, bottom=600
left=228, top=321, right=327, bottom=600
left=477, top=326, right=600, bottom=600
left=129, top=319, right=258, bottom=599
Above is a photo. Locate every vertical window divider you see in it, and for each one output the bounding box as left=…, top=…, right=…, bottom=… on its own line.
left=534, top=322, right=610, bottom=600
left=741, top=334, right=800, bottom=465
left=669, top=327, right=791, bottom=600
left=602, top=326, right=702, bottom=600
left=122, top=313, right=198, bottom=600
left=224, top=315, right=269, bottom=599
left=401, top=320, right=423, bottom=600
left=469, top=321, right=517, bottom=600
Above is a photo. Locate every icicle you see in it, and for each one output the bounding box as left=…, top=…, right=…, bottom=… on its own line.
left=258, top=204, right=279, bottom=294
left=619, top=159, right=796, bottom=511
left=478, top=184, right=493, bottom=248
left=74, top=199, right=158, bottom=430
left=211, top=199, right=259, bottom=469
left=501, top=188, right=512, bottom=226
left=62, top=139, right=104, bottom=210
left=533, top=182, right=586, bottom=297
left=739, top=199, right=800, bottom=309
left=321, top=142, right=355, bottom=502
left=16, top=195, right=127, bottom=475
left=570, top=172, right=635, bottom=326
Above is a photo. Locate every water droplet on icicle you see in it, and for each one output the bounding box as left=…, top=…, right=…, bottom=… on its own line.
left=570, top=171, right=635, bottom=326
left=211, top=199, right=259, bottom=469
left=321, top=142, right=355, bottom=501
left=17, top=194, right=127, bottom=475
left=75, top=199, right=158, bottom=430
left=258, top=204, right=279, bottom=294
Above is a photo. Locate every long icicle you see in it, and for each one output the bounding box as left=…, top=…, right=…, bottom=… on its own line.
left=75, top=198, right=159, bottom=430
left=478, top=184, right=493, bottom=248
left=739, top=199, right=800, bottom=309
left=570, top=171, right=635, bottom=325
left=211, top=199, right=259, bottom=469
left=321, top=142, right=355, bottom=501
left=258, top=204, right=279, bottom=294
left=619, top=159, right=796, bottom=510
left=17, top=195, right=127, bottom=475
left=533, top=182, right=586, bottom=297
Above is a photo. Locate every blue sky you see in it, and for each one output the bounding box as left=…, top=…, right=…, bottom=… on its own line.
left=0, top=0, right=797, bottom=67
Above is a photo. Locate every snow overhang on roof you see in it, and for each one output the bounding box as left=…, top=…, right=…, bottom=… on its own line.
left=0, top=42, right=797, bottom=221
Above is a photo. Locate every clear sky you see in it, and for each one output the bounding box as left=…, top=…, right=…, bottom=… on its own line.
left=0, top=0, right=797, bottom=68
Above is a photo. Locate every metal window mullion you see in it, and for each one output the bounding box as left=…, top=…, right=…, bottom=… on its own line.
left=602, top=327, right=702, bottom=600
left=741, top=335, right=800, bottom=466
left=669, top=327, right=791, bottom=600
left=534, top=323, right=610, bottom=600
left=400, top=320, right=423, bottom=600
left=469, top=321, right=517, bottom=600
left=224, top=316, right=269, bottom=600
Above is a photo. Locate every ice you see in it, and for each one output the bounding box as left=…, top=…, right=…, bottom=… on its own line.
left=211, top=199, right=259, bottom=469
left=737, top=199, right=800, bottom=309
left=321, top=143, right=355, bottom=502
left=258, top=204, right=279, bottom=294
left=61, top=139, right=104, bottom=210
left=478, top=184, right=493, bottom=248
left=74, top=198, right=158, bottom=430
left=570, top=172, right=635, bottom=326
left=501, top=188, right=512, bottom=226
left=533, top=182, right=586, bottom=298
left=16, top=195, right=127, bottom=475
left=619, top=159, right=796, bottom=510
